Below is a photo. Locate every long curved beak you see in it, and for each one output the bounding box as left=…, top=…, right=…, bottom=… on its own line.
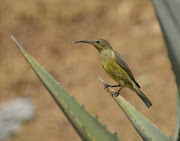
left=72, top=40, right=92, bottom=44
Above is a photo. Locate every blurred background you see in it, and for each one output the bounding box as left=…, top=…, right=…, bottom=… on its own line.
left=0, top=0, right=176, bottom=140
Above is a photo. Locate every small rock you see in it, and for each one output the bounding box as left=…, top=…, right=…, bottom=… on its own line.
left=0, top=98, right=35, bottom=140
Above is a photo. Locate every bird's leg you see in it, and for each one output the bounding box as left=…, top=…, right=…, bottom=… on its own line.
left=104, top=84, right=121, bottom=90
left=111, top=84, right=125, bottom=97
left=111, top=85, right=121, bottom=88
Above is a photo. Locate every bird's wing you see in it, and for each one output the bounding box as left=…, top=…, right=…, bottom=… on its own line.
left=114, top=51, right=140, bottom=88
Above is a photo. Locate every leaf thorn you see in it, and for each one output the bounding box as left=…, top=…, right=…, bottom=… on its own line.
left=10, top=35, right=26, bottom=53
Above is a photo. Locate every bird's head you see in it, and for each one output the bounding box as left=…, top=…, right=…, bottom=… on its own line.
left=72, top=39, right=112, bottom=52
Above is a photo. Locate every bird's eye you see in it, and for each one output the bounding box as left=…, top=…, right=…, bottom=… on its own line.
left=96, top=41, right=100, bottom=43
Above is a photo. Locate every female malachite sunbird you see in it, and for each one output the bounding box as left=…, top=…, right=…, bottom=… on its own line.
left=72, top=39, right=152, bottom=108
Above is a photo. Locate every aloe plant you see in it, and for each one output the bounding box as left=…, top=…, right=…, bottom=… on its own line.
left=10, top=0, right=180, bottom=140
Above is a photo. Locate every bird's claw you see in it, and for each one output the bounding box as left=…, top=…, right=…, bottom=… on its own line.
left=110, top=91, right=119, bottom=97
left=104, top=84, right=112, bottom=90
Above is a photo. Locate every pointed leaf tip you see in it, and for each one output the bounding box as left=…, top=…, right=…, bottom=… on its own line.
left=98, top=76, right=106, bottom=86
left=10, top=35, right=26, bottom=53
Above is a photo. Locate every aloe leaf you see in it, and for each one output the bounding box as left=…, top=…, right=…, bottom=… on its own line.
left=99, top=77, right=172, bottom=141
left=150, top=1, right=180, bottom=140
left=113, top=96, right=172, bottom=141
left=175, top=87, right=180, bottom=141
left=11, top=36, right=120, bottom=141
left=151, top=0, right=180, bottom=85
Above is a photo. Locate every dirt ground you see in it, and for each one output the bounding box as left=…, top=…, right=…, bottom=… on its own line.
left=0, top=0, right=176, bottom=141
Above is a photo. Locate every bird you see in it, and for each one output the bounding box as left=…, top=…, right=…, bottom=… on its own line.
left=72, top=39, right=152, bottom=108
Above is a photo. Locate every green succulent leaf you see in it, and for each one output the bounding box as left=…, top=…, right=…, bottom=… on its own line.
left=11, top=36, right=120, bottom=141
left=150, top=0, right=180, bottom=140
left=113, top=95, right=172, bottom=141
left=175, top=87, right=180, bottom=141
left=151, top=0, right=180, bottom=85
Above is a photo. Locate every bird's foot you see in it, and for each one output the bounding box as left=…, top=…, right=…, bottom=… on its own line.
left=110, top=84, right=125, bottom=97
left=110, top=91, right=119, bottom=97
left=104, top=84, right=112, bottom=90
left=104, top=84, right=121, bottom=90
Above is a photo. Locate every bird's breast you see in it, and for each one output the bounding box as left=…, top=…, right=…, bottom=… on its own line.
left=100, top=50, right=114, bottom=63
left=100, top=50, right=129, bottom=86
left=100, top=50, right=121, bottom=77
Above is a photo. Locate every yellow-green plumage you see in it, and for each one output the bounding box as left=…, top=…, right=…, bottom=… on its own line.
left=72, top=39, right=152, bottom=108
left=100, top=49, right=131, bottom=88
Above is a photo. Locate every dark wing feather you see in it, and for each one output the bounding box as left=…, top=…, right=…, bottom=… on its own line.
left=114, top=51, right=140, bottom=88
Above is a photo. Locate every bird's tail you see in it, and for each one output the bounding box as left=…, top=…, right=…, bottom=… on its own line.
left=136, top=89, right=152, bottom=108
